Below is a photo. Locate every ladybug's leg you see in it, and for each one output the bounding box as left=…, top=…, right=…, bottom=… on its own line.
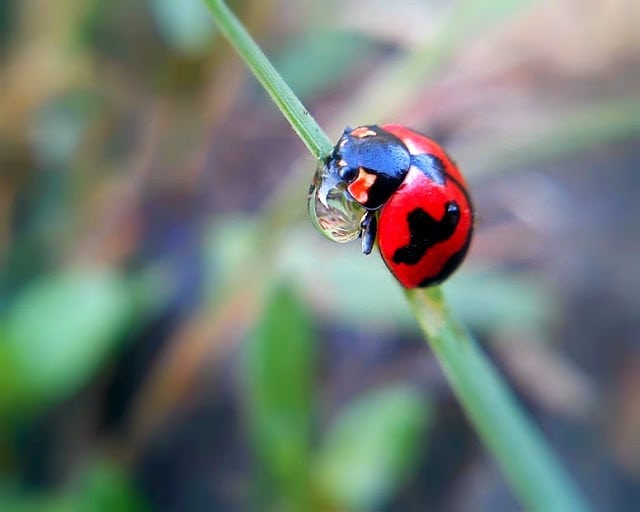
left=360, top=210, right=378, bottom=255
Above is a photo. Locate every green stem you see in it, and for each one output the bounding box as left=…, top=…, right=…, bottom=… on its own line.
left=203, top=0, right=333, bottom=160
left=204, top=1, right=591, bottom=510
left=407, top=287, right=590, bottom=511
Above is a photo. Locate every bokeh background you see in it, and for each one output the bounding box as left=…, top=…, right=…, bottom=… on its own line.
left=1, top=0, right=639, bottom=510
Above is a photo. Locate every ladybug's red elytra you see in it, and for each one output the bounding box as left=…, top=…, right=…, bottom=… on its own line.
left=322, top=124, right=474, bottom=288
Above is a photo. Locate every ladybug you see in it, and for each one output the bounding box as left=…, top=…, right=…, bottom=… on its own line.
left=324, top=124, right=474, bottom=288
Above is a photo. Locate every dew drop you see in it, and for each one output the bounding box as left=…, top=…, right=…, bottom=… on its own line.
left=307, top=161, right=363, bottom=243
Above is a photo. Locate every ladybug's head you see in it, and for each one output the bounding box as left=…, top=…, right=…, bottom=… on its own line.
left=327, top=126, right=377, bottom=183
left=326, top=125, right=411, bottom=210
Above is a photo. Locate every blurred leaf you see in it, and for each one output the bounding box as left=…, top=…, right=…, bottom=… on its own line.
left=148, top=0, right=216, bottom=55
left=244, top=283, right=315, bottom=509
left=72, top=460, right=147, bottom=512
left=0, top=269, right=133, bottom=415
left=445, top=271, right=556, bottom=333
left=204, top=216, right=263, bottom=295
left=480, top=96, right=640, bottom=178
left=274, top=31, right=375, bottom=100
left=278, top=226, right=553, bottom=334
left=0, top=491, right=75, bottom=512
left=0, top=460, right=146, bottom=512
left=208, top=215, right=552, bottom=334
left=0, top=0, right=15, bottom=50
left=276, top=226, right=413, bottom=331
left=453, top=0, right=532, bottom=34
left=314, top=386, right=431, bottom=511
left=29, top=93, right=100, bottom=168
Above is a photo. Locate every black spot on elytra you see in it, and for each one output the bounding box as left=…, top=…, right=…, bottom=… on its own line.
left=418, top=243, right=469, bottom=287
left=392, top=202, right=460, bottom=265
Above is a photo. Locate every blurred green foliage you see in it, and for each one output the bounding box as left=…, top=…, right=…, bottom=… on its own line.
left=243, top=285, right=431, bottom=511
left=0, top=461, right=146, bottom=512
left=274, top=31, right=376, bottom=101
left=0, top=270, right=135, bottom=417
left=244, top=284, right=315, bottom=510
left=314, top=386, right=430, bottom=511
left=208, top=216, right=555, bottom=334
left=148, top=0, right=216, bottom=55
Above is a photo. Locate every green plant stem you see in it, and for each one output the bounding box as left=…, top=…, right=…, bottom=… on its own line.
left=407, top=287, right=590, bottom=511
left=203, top=0, right=333, bottom=160
left=205, top=1, right=591, bottom=510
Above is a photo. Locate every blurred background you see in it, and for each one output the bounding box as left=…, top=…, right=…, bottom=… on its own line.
left=1, top=0, right=639, bottom=510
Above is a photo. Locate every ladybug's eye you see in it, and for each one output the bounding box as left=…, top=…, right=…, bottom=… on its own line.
left=339, top=166, right=358, bottom=182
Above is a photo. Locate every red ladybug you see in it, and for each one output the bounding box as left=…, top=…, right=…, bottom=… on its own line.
left=324, top=124, right=474, bottom=288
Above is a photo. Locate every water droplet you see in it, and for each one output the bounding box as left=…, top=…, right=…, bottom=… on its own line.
left=308, top=161, right=363, bottom=243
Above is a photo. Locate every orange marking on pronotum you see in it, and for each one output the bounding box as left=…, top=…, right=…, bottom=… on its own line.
left=347, top=167, right=377, bottom=204
left=350, top=127, right=377, bottom=138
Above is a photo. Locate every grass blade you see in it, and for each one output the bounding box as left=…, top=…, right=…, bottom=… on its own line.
left=407, top=287, right=591, bottom=511
left=203, top=0, right=333, bottom=160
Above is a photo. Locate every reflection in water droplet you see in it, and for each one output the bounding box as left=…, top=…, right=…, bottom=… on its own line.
left=308, top=161, right=363, bottom=243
